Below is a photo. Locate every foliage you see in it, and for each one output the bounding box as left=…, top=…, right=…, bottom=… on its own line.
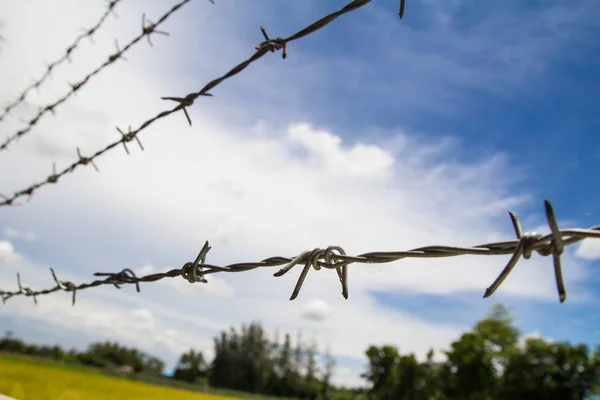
left=2, top=303, right=599, bottom=400
left=360, top=304, right=600, bottom=400
left=206, top=322, right=336, bottom=399
left=0, top=335, right=164, bottom=375
left=175, top=349, right=208, bottom=383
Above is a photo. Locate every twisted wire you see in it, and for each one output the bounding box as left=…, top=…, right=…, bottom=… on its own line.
left=0, top=0, right=206, bottom=156
left=0, top=0, right=406, bottom=207
left=0, top=0, right=122, bottom=126
left=2, top=200, right=596, bottom=306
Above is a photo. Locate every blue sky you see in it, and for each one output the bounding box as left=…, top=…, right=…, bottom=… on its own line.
left=0, top=0, right=599, bottom=388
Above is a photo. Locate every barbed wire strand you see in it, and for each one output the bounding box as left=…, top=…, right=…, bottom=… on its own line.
left=0, top=0, right=122, bottom=126
left=0, top=0, right=406, bottom=208
left=0, top=0, right=210, bottom=156
left=2, top=200, right=598, bottom=306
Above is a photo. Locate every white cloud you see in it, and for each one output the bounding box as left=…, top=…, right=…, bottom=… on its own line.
left=0, top=0, right=595, bottom=388
left=288, top=123, right=395, bottom=180
left=135, top=264, right=155, bottom=276
left=574, top=239, right=600, bottom=261
left=3, top=227, right=36, bottom=242
left=132, top=308, right=154, bottom=323
left=0, top=240, right=16, bottom=261
left=301, top=298, right=331, bottom=322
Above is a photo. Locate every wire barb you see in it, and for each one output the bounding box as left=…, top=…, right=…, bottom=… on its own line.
left=117, top=126, right=144, bottom=154
left=17, top=273, right=37, bottom=305
left=483, top=199, right=568, bottom=302
left=0, top=0, right=123, bottom=125
left=399, top=0, right=406, bottom=19
left=50, top=268, right=78, bottom=305
left=256, top=26, right=287, bottom=59
left=0, top=0, right=399, bottom=208
left=76, top=147, right=99, bottom=172
left=48, top=162, right=59, bottom=183
left=181, top=241, right=212, bottom=283
left=142, top=13, right=171, bottom=47
left=161, top=93, right=213, bottom=126
left=1, top=200, right=595, bottom=307
left=0, top=0, right=194, bottom=157
left=94, top=269, right=141, bottom=292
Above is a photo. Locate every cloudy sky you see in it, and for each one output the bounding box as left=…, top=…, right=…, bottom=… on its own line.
left=0, top=0, right=599, bottom=388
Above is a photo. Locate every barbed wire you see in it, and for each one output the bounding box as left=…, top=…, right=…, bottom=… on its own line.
left=0, top=0, right=122, bottom=126
left=0, top=0, right=206, bottom=156
left=2, top=200, right=598, bottom=306
left=0, top=0, right=406, bottom=208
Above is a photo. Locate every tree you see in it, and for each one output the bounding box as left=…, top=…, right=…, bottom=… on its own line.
left=473, top=303, right=519, bottom=370
left=276, top=333, right=295, bottom=396
left=209, top=331, right=231, bottom=388
left=362, top=345, right=400, bottom=399
left=443, top=332, right=497, bottom=400
left=499, top=338, right=600, bottom=400
left=304, top=339, right=320, bottom=399
left=437, top=303, right=523, bottom=400
left=209, top=322, right=273, bottom=394
left=422, top=349, right=445, bottom=399
left=239, top=322, right=272, bottom=393
left=173, top=349, right=206, bottom=383
left=393, top=353, right=429, bottom=400
left=82, top=341, right=164, bottom=375
left=321, top=346, right=336, bottom=400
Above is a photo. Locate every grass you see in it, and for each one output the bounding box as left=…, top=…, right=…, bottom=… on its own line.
left=0, top=353, right=242, bottom=400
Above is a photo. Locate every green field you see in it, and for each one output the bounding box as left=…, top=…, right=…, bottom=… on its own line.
left=0, top=354, right=242, bottom=400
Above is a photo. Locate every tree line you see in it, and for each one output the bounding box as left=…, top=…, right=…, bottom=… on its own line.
left=360, top=305, right=600, bottom=400
left=2, top=303, right=599, bottom=400
left=177, top=322, right=343, bottom=399
left=0, top=333, right=165, bottom=376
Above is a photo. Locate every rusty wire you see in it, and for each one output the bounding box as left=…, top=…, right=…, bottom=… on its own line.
left=0, top=0, right=205, bottom=156
left=0, top=0, right=122, bottom=126
left=0, top=0, right=406, bottom=207
left=2, top=200, right=597, bottom=306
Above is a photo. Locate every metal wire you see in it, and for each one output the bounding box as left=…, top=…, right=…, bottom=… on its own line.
left=0, top=0, right=406, bottom=207
left=0, top=0, right=122, bottom=126
left=0, top=0, right=207, bottom=156
left=2, top=200, right=597, bottom=306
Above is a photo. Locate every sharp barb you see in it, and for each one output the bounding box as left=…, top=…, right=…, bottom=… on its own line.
left=289, top=262, right=312, bottom=301
left=509, top=211, right=523, bottom=239
left=553, top=253, right=567, bottom=303
left=483, top=242, right=524, bottom=298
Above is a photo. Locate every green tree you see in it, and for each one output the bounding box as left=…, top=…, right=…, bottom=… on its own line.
left=304, top=339, right=320, bottom=399
left=239, top=322, right=272, bottom=393
left=499, top=338, right=600, bottom=400
left=473, top=303, right=519, bottom=369
left=422, top=349, right=446, bottom=399
left=443, top=332, right=497, bottom=400
left=173, top=349, right=206, bottom=383
left=277, top=333, right=295, bottom=396
left=393, top=353, right=429, bottom=400
left=82, top=341, right=164, bottom=375
left=361, top=344, right=400, bottom=399
left=209, top=322, right=273, bottom=394
left=321, top=346, right=336, bottom=400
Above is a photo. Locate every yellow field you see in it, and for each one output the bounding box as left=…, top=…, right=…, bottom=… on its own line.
left=0, top=355, right=241, bottom=400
